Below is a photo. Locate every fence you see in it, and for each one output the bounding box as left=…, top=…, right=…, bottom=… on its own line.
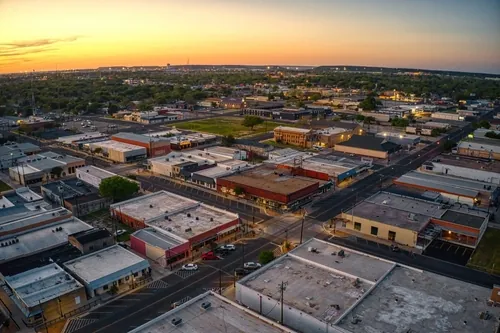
left=33, top=299, right=100, bottom=331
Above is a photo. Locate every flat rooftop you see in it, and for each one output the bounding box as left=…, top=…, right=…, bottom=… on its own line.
left=316, top=127, right=348, bottom=135
left=0, top=207, right=71, bottom=235
left=64, top=245, right=149, bottom=285
left=0, top=216, right=92, bottom=263
left=243, top=256, right=371, bottom=323
left=5, top=263, right=82, bottom=308
left=91, top=140, right=146, bottom=152
left=112, top=132, right=170, bottom=144
left=274, top=126, right=311, bottom=134
left=220, top=166, right=320, bottom=196
left=111, top=191, right=198, bottom=223
left=77, top=165, right=116, bottom=180
left=428, top=154, right=500, bottom=173
left=131, top=228, right=185, bottom=250
left=337, top=266, right=500, bottom=333
left=148, top=204, right=238, bottom=240
left=395, top=171, right=496, bottom=197
left=204, top=146, right=243, bottom=157
left=57, top=132, right=107, bottom=144
left=128, top=291, right=294, bottom=333
left=439, top=210, right=486, bottom=229
left=349, top=201, right=431, bottom=232
left=366, top=191, right=447, bottom=218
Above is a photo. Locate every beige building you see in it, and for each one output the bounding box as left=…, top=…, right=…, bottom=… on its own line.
left=334, top=135, right=401, bottom=159
left=274, top=126, right=312, bottom=148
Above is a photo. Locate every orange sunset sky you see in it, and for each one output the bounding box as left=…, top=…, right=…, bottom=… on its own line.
left=1, top=0, right=499, bottom=74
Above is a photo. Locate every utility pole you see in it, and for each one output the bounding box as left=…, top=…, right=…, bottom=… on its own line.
left=241, top=242, right=245, bottom=267
left=279, top=281, right=288, bottom=324
left=219, top=265, right=222, bottom=295
left=300, top=215, right=305, bottom=244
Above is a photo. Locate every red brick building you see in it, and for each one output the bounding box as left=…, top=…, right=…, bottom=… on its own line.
left=111, top=132, right=171, bottom=157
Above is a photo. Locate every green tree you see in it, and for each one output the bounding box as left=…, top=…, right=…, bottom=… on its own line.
left=391, top=117, right=410, bottom=127
left=221, top=134, right=236, bottom=147
left=107, top=103, right=119, bottom=114
left=355, top=114, right=365, bottom=122
left=485, top=131, right=500, bottom=139
left=51, top=167, right=63, bottom=177
left=358, top=95, right=379, bottom=111
left=99, top=176, right=140, bottom=202
left=364, top=116, right=376, bottom=124
left=443, top=140, right=457, bottom=151
left=258, top=250, right=275, bottom=265
left=93, top=147, right=103, bottom=154
left=242, top=116, right=264, bottom=130
left=234, top=186, right=245, bottom=195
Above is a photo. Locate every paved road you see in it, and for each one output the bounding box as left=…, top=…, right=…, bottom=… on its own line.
left=70, top=238, right=277, bottom=333
left=325, top=235, right=500, bottom=288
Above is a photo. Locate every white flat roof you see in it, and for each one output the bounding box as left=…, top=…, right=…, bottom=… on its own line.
left=377, top=132, right=420, bottom=140
left=0, top=217, right=92, bottom=263
left=111, top=191, right=199, bottom=223
left=316, top=127, right=348, bottom=135
left=91, top=140, right=146, bottom=152
left=0, top=207, right=70, bottom=234
left=274, top=126, right=311, bottom=134
left=57, top=132, right=107, bottom=144
left=149, top=150, right=230, bottom=166
left=77, top=165, right=116, bottom=180
left=148, top=204, right=238, bottom=240
left=64, top=245, right=148, bottom=284
left=129, top=292, right=295, bottom=333
left=5, top=263, right=83, bottom=308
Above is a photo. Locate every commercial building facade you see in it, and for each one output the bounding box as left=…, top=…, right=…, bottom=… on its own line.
left=334, top=135, right=401, bottom=159
left=111, top=132, right=171, bottom=157
left=273, top=126, right=312, bottom=148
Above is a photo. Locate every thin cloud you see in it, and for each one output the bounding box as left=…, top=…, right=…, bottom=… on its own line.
left=0, top=36, right=83, bottom=57
left=0, top=47, right=58, bottom=57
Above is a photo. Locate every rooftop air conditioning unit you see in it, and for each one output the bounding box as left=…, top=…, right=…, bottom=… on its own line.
left=171, top=317, right=182, bottom=327
left=201, top=302, right=211, bottom=310
left=185, top=228, right=192, bottom=232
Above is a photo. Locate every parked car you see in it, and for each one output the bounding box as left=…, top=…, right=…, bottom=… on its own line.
left=114, top=229, right=126, bottom=236
left=219, top=244, right=236, bottom=251
left=235, top=268, right=250, bottom=276
left=201, top=252, right=219, bottom=260
left=243, top=262, right=262, bottom=270
left=181, top=264, right=198, bottom=271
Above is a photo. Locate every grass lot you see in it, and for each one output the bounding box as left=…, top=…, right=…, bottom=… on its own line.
left=468, top=228, right=500, bottom=274
left=0, top=180, right=12, bottom=192
left=174, top=117, right=294, bottom=137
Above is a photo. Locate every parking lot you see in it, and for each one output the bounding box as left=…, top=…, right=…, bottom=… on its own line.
left=423, top=239, right=473, bottom=266
left=63, top=119, right=132, bottom=135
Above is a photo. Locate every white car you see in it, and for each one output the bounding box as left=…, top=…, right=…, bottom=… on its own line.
left=114, top=229, right=127, bottom=236
left=219, top=244, right=236, bottom=251
left=243, top=262, right=261, bottom=270
left=181, top=264, right=199, bottom=271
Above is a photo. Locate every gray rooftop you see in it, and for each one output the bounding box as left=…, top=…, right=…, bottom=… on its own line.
left=0, top=216, right=92, bottom=263
left=395, top=171, right=495, bottom=197
left=5, top=263, right=82, bottom=308
left=131, top=228, right=185, bottom=250
left=337, top=266, right=500, bottom=333
left=112, top=132, right=170, bottom=144
left=128, top=291, right=295, bottom=333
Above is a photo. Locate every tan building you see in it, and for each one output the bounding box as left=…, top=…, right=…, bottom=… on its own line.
left=274, top=126, right=312, bottom=148
left=334, top=135, right=401, bottom=159
left=313, top=127, right=356, bottom=148
left=4, top=263, right=87, bottom=326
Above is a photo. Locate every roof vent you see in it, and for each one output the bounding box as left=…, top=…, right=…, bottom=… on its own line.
left=210, top=218, right=214, bottom=222
left=201, top=302, right=211, bottom=310
left=187, top=213, right=191, bottom=217
left=171, top=317, right=182, bottom=326
left=150, top=204, right=153, bottom=208
left=185, top=228, right=192, bottom=232
left=195, top=217, right=199, bottom=220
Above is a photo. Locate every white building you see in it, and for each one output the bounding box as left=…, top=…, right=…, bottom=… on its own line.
left=431, top=112, right=464, bottom=121
left=64, top=245, right=150, bottom=298
left=89, top=140, right=147, bottom=163
left=76, top=166, right=118, bottom=188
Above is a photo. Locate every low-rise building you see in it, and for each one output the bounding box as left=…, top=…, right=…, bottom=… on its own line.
left=217, top=166, right=330, bottom=211
left=342, top=191, right=489, bottom=249
left=128, top=291, right=296, bottom=333
left=455, top=137, right=500, bottom=160
left=431, top=112, right=464, bottom=121
left=111, top=132, right=172, bottom=157
left=41, top=178, right=112, bottom=217
left=394, top=170, right=499, bottom=207
left=375, top=132, right=421, bottom=147
left=236, top=238, right=499, bottom=333
left=9, top=151, right=86, bottom=186
left=4, top=263, right=87, bottom=326
left=191, top=160, right=253, bottom=190
left=0, top=143, right=40, bottom=170
left=75, top=165, right=117, bottom=188
left=312, top=127, right=353, bottom=148
left=113, top=191, right=240, bottom=264
left=89, top=140, right=147, bottom=163
left=421, top=155, right=500, bottom=185
left=273, top=126, right=312, bottom=148
left=334, top=135, right=401, bottom=159
left=203, top=146, right=248, bottom=160
left=0, top=210, right=92, bottom=263
left=68, top=228, right=114, bottom=254
left=64, top=245, right=150, bottom=298
left=0, top=187, right=51, bottom=229
left=56, top=132, right=108, bottom=147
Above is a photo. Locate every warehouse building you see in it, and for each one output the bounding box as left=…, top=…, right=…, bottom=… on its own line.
left=64, top=245, right=150, bottom=298
left=342, top=191, right=489, bottom=249
left=375, top=132, right=420, bottom=147
left=431, top=112, right=464, bottom=121
left=334, top=135, right=401, bottom=159
left=421, top=155, right=500, bottom=185
left=111, top=132, right=171, bottom=157
left=89, top=140, right=147, bottom=163
left=217, top=166, right=330, bottom=211
left=128, top=291, right=295, bottom=333
left=57, top=132, right=108, bottom=147
left=236, top=238, right=499, bottom=333
left=266, top=148, right=316, bottom=164
left=9, top=151, right=86, bottom=185
left=0, top=211, right=92, bottom=263
left=113, top=191, right=240, bottom=264
left=76, top=165, right=117, bottom=188
left=455, top=137, right=500, bottom=160
left=204, top=146, right=248, bottom=160
left=4, top=263, right=87, bottom=326
left=394, top=170, right=499, bottom=207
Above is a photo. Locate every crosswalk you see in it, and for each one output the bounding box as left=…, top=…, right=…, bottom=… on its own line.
left=202, top=287, right=226, bottom=293
left=64, top=318, right=97, bottom=333
left=174, top=270, right=198, bottom=279
left=146, top=280, right=169, bottom=289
